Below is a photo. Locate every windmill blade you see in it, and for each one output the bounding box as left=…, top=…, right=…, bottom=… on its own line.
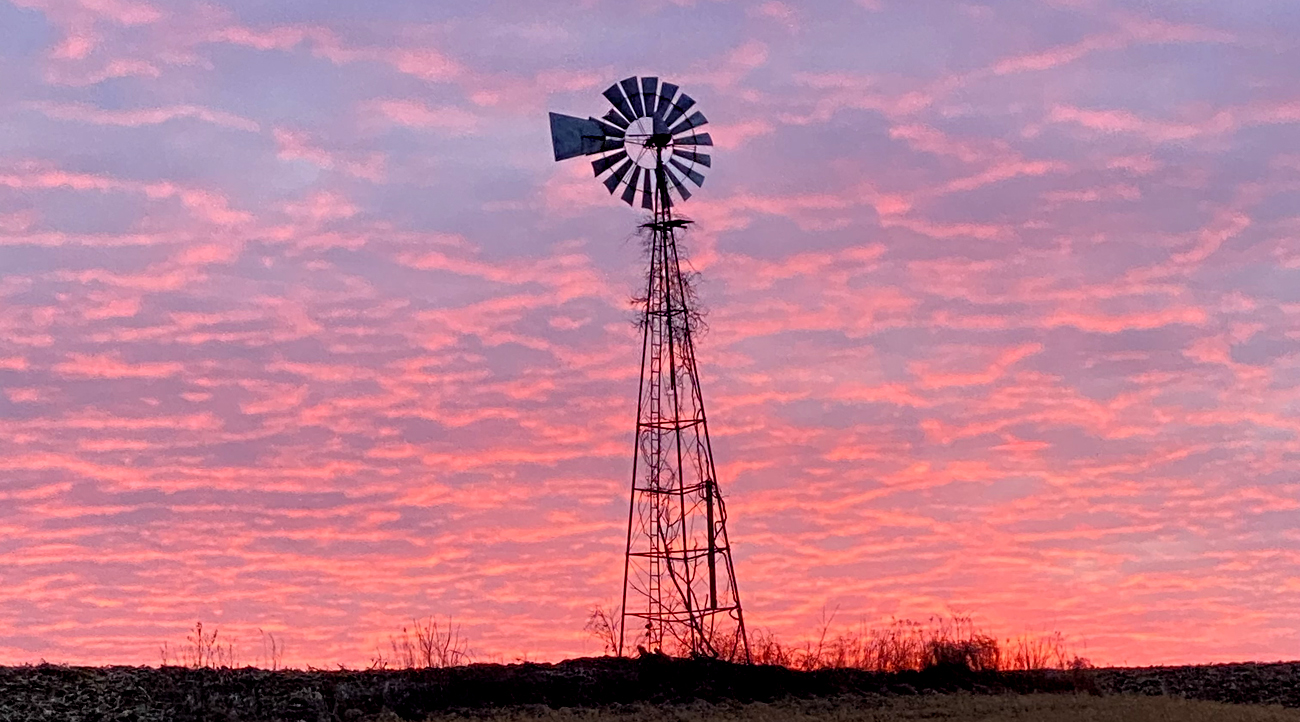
left=673, top=149, right=711, bottom=168
left=641, top=169, right=655, bottom=209
left=592, top=150, right=629, bottom=176
left=592, top=116, right=626, bottom=138
left=603, top=159, right=634, bottom=194
left=663, top=93, right=696, bottom=127
left=669, top=110, right=708, bottom=137
left=620, top=77, right=645, bottom=118
left=653, top=114, right=670, bottom=136
left=621, top=166, right=643, bottom=206
left=675, top=132, right=712, bottom=147
left=655, top=82, right=679, bottom=119
left=640, top=76, right=659, bottom=119
left=670, top=158, right=705, bottom=187
left=603, top=84, right=637, bottom=124
left=665, top=164, right=692, bottom=201
left=550, top=113, right=607, bottom=161
left=598, top=137, right=625, bottom=153
left=602, top=109, right=630, bottom=130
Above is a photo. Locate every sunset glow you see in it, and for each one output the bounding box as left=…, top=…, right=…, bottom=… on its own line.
left=1, top=0, right=1299, bottom=668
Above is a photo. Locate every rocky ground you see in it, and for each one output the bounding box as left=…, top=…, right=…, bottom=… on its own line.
left=2, top=656, right=1298, bottom=722
left=1093, top=663, right=1300, bottom=707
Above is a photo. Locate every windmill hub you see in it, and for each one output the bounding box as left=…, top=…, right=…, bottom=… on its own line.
left=623, top=116, right=673, bottom=167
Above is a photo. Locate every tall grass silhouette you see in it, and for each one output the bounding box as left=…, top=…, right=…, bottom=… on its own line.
left=742, top=614, right=1089, bottom=672
left=604, top=610, right=1091, bottom=672
left=158, top=621, right=238, bottom=668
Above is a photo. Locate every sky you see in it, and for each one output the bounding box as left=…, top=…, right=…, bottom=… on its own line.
left=0, top=0, right=1298, bottom=669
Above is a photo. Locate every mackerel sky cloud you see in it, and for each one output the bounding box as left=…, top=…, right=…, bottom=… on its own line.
left=1, top=0, right=1298, bottom=667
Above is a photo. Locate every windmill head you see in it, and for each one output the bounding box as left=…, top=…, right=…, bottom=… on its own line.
left=549, top=76, right=713, bottom=209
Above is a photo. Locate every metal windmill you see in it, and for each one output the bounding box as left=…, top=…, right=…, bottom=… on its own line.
left=550, top=76, right=749, bottom=661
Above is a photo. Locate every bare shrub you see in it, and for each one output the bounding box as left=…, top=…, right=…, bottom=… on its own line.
left=371, top=617, right=471, bottom=669
left=699, top=625, right=750, bottom=663
left=748, top=627, right=794, bottom=667
left=584, top=605, right=621, bottom=655
left=924, top=615, right=1000, bottom=672
left=1006, top=630, right=1091, bottom=671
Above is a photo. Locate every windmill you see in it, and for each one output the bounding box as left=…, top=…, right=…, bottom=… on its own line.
left=550, top=76, right=749, bottom=661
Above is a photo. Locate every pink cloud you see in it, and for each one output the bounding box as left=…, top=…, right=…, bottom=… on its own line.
left=680, top=40, right=770, bottom=91
left=783, top=72, right=934, bottom=121
left=209, top=23, right=470, bottom=87
left=13, top=0, right=162, bottom=25
left=1042, top=306, right=1209, bottom=333
left=207, top=24, right=328, bottom=52
left=1042, top=184, right=1142, bottom=203
left=750, top=1, right=798, bottom=29
left=28, top=101, right=260, bottom=131
left=939, top=159, right=1066, bottom=194
left=882, top=216, right=1009, bottom=241
left=388, top=47, right=467, bottom=83
left=1107, top=154, right=1163, bottom=175
left=46, top=58, right=162, bottom=86
left=707, top=119, right=775, bottom=149
left=365, top=98, right=480, bottom=134
left=1118, top=13, right=1237, bottom=44
left=1049, top=104, right=1237, bottom=142
left=273, top=128, right=386, bottom=181
left=50, top=28, right=97, bottom=59
left=74, top=0, right=161, bottom=25
left=889, top=124, right=999, bottom=163
left=282, top=190, right=360, bottom=223
left=910, top=343, right=1044, bottom=390
left=51, top=353, right=184, bottom=379
left=992, top=35, right=1124, bottom=75
left=0, top=164, right=252, bottom=226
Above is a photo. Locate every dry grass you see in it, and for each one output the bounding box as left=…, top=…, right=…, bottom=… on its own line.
left=427, top=694, right=1300, bottom=722
left=740, top=614, right=1088, bottom=672
left=583, top=607, right=1088, bottom=672
left=158, top=621, right=237, bottom=668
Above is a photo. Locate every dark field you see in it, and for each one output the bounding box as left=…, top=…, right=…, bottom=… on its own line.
left=5, top=657, right=1300, bottom=722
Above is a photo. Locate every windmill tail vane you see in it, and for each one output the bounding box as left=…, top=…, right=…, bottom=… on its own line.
left=549, top=76, right=748, bottom=661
